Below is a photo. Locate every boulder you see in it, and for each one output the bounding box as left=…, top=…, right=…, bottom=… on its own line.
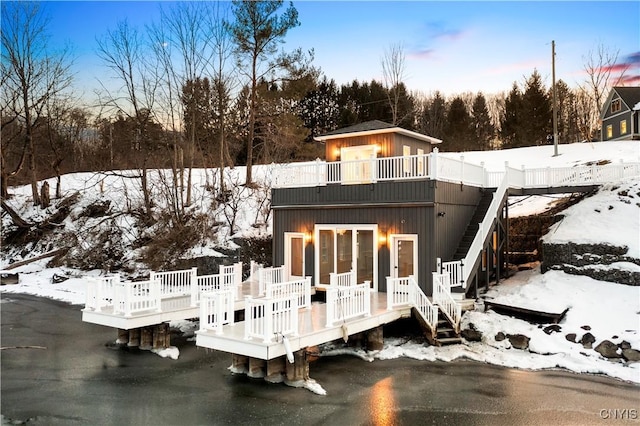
left=580, top=332, right=596, bottom=349
left=594, top=340, right=622, bottom=359
left=618, top=341, right=632, bottom=350
left=507, top=334, right=530, bottom=350
left=565, top=333, right=577, bottom=343
left=543, top=324, right=562, bottom=335
left=495, top=332, right=506, bottom=342
left=622, top=348, right=640, bottom=362
left=461, top=328, right=482, bottom=342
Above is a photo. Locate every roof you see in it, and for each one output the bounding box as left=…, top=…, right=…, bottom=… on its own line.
left=315, top=120, right=442, bottom=144
left=601, top=87, right=640, bottom=119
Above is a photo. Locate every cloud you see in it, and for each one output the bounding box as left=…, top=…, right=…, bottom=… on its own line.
left=408, top=48, right=436, bottom=60
left=408, top=21, right=466, bottom=61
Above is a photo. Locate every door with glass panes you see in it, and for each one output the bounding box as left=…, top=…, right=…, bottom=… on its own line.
left=390, top=234, right=418, bottom=280
left=285, top=232, right=305, bottom=280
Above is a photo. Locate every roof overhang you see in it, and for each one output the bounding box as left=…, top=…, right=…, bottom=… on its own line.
left=314, top=127, right=442, bottom=144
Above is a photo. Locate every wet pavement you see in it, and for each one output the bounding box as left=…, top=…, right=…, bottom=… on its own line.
left=1, top=294, right=638, bottom=425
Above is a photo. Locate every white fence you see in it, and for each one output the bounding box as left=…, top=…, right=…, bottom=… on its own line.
left=85, top=274, right=120, bottom=312
left=151, top=268, right=197, bottom=299
left=437, top=258, right=464, bottom=288
left=193, top=262, right=243, bottom=306
left=114, top=279, right=162, bottom=318
left=258, top=266, right=285, bottom=296
left=432, top=272, right=461, bottom=333
left=265, top=276, right=312, bottom=309
left=199, top=289, right=235, bottom=334
left=386, top=275, right=438, bottom=337
left=329, top=270, right=357, bottom=287
left=325, top=283, right=371, bottom=327
left=244, top=295, right=299, bottom=342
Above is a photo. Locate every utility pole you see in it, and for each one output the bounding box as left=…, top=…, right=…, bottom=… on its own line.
left=552, top=40, right=559, bottom=156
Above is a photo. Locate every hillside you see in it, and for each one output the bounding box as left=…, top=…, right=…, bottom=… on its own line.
left=1, top=141, right=639, bottom=383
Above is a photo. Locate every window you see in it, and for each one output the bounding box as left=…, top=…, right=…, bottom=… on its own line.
left=621, top=120, right=627, bottom=135
left=402, top=145, right=411, bottom=174
left=417, top=148, right=425, bottom=175
left=606, top=125, right=613, bottom=139
left=611, top=99, right=621, bottom=113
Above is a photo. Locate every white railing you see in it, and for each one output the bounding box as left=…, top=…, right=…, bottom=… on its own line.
left=325, top=283, right=371, bottom=327
left=249, top=260, right=263, bottom=282
left=244, top=295, right=299, bottom=343
left=85, top=274, right=120, bottom=312
left=386, top=275, right=438, bottom=338
left=193, top=262, right=242, bottom=307
left=265, top=277, right=312, bottom=309
left=258, top=266, right=285, bottom=296
left=437, top=258, right=464, bottom=288
left=329, top=270, right=357, bottom=287
left=459, top=172, right=510, bottom=288
left=432, top=272, right=462, bottom=333
left=114, top=279, right=162, bottom=318
left=199, top=289, right=235, bottom=334
left=151, top=268, right=197, bottom=299
left=272, top=148, right=640, bottom=190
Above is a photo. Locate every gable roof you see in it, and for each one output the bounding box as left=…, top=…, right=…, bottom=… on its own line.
left=601, top=86, right=640, bottom=119
left=315, top=120, right=442, bottom=144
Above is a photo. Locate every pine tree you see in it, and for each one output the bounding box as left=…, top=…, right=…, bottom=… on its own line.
left=471, top=93, right=494, bottom=150
left=521, top=69, right=551, bottom=146
left=444, top=96, right=473, bottom=152
left=500, top=82, right=522, bottom=148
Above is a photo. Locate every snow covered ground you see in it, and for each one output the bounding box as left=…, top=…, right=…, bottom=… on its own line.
left=2, top=141, right=639, bottom=384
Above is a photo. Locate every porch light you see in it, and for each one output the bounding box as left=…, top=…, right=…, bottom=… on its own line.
left=305, top=230, right=313, bottom=243
left=378, top=231, right=387, bottom=246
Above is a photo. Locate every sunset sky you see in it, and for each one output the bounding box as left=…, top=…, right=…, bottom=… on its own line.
left=41, top=1, right=640, bottom=98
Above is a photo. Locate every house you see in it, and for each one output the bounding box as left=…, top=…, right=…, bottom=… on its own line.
left=270, top=120, right=507, bottom=300
left=601, top=86, right=640, bottom=141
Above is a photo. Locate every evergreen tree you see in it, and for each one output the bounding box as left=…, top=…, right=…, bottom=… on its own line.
left=471, top=93, right=494, bottom=150
left=444, top=96, right=473, bottom=152
left=418, top=91, right=447, bottom=140
left=298, top=76, right=340, bottom=140
left=521, top=69, right=551, bottom=146
left=500, top=82, right=523, bottom=148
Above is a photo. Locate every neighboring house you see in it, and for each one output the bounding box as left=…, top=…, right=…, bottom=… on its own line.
left=271, top=120, right=507, bottom=299
left=601, top=86, right=640, bottom=141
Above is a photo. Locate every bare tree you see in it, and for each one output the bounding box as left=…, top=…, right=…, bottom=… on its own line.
left=381, top=42, right=407, bottom=125
left=1, top=2, right=73, bottom=204
left=578, top=43, right=628, bottom=141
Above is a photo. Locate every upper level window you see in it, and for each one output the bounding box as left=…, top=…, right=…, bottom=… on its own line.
left=611, top=99, right=621, bottom=113
left=606, top=124, right=613, bottom=139
left=621, top=120, right=627, bottom=135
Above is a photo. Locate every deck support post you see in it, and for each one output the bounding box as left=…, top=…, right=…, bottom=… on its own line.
left=230, top=354, right=248, bottom=374
left=116, top=329, right=129, bottom=345
left=366, top=326, right=384, bottom=351
left=265, top=357, right=286, bottom=383
left=140, top=327, right=153, bottom=350
left=153, top=323, right=170, bottom=349
left=128, top=328, right=140, bottom=347
left=248, top=358, right=266, bottom=378
left=285, top=349, right=309, bottom=386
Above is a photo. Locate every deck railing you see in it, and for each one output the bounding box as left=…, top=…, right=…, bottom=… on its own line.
left=386, top=275, right=438, bottom=338
left=265, top=277, right=312, bottom=309
left=151, top=268, right=197, bottom=299
left=193, top=262, right=243, bottom=306
left=257, top=266, right=285, bottom=296
left=85, top=274, right=120, bottom=312
left=273, top=148, right=640, bottom=190
left=199, top=289, right=235, bottom=334
left=325, top=283, right=371, bottom=327
left=244, top=295, right=299, bottom=343
left=329, top=270, right=357, bottom=287
left=114, top=279, right=162, bottom=318
left=432, top=272, right=462, bottom=333
left=437, top=258, right=464, bottom=288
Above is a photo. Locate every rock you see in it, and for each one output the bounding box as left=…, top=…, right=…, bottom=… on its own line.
left=507, top=334, right=530, bottom=350
left=580, top=325, right=591, bottom=331
left=543, top=324, right=562, bottom=335
left=565, top=333, right=577, bottom=343
left=495, top=332, right=506, bottom=342
left=622, top=348, right=640, bottom=362
left=618, top=341, right=631, bottom=350
left=594, top=340, right=622, bottom=359
left=580, top=332, right=596, bottom=349
left=461, top=328, right=482, bottom=342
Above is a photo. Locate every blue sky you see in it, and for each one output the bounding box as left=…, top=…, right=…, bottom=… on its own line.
left=42, top=1, right=640, bottom=98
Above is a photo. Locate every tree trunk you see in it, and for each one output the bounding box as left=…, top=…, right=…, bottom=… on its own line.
left=40, top=181, right=50, bottom=208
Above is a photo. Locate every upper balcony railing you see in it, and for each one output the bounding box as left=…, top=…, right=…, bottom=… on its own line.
left=272, top=148, right=640, bottom=190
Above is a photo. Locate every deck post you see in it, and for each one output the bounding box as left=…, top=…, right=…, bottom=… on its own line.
left=153, top=323, right=170, bottom=349
left=116, top=328, right=129, bottom=345
left=230, top=354, right=248, bottom=374
left=366, top=326, right=384, bottom=351
left=248, top=358, right=266, bottom=378
left=285, top=349, right=309, bottom=386
left=265, top=357, right=286, bottom=383
left=128, top=328, right=140, bottom=347
left=140, top=327, right=153, bottom=350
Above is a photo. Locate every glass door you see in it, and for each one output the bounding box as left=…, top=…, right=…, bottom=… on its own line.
left=391, top=235, right=418, bottom=280
left=285, top=232, right=305, bottom=280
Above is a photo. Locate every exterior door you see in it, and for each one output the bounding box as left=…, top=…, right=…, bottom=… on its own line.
left=340, top=145, right=377, bottom=183
left=390, top=234, right=418, bottom=280
left=285, top=232, right=305, bottom=280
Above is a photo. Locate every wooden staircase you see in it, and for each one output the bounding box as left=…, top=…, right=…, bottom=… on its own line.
left=434, top=313, right=462, bottom=346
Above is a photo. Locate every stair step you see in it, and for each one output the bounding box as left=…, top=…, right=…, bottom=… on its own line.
left=435, top=337, right=462, bottom=346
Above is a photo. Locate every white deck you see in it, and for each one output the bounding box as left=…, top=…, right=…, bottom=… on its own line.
left=82, top=279, right=267, bottom=330
left=195, top=292, right=412, bottom=360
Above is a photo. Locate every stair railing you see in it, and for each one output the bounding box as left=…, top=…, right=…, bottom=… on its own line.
left=432, top=272, right=461, bottom=333
left=386, top=275, right=438, bottom=340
